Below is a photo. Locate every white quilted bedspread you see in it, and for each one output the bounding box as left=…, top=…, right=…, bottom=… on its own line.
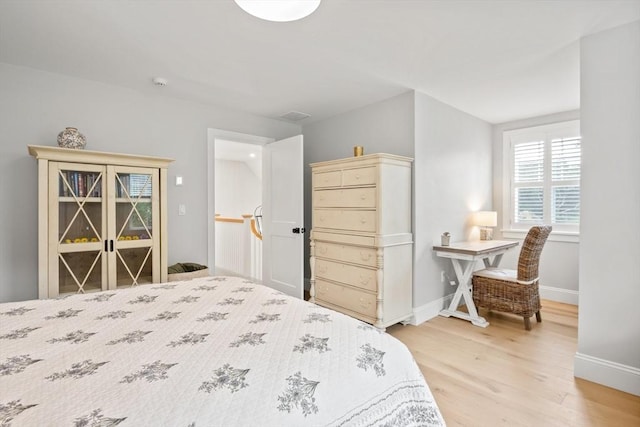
left=0, top=276, right=445, bottom=426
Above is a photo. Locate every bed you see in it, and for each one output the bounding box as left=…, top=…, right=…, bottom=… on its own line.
left=0, top=276, right=445, bottom=426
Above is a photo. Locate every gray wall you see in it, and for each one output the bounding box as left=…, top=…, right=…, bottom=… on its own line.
left=0, top=63, right=300, bottom=303
left=302, top=90, right=493, bottom=310
left=492, top=110, right=580, bottom=304
left=576, top=21, right=640, bottom=395
left=414, top=92, right=492, bottom=308
left=302, top=91, right=416, bottom=280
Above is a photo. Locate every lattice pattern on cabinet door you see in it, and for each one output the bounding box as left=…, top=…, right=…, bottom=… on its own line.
left=59, top=251, right=102, bottom=293
left=58, top=171, right=103, bottom=244
left=115, top=173, right=153, bottom=240
left=116, top=247, right=153, bottom=286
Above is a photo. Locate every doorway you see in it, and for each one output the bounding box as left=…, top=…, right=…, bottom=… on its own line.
left=207, top=129, right=305, bottom=298
left=207, top=129, right=273, bottom=281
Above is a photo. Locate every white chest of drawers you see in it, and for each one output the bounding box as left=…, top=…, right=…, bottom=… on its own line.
left=309, top=153, right=413, bottom=328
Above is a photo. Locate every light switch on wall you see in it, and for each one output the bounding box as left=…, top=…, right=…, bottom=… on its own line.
left=176, top=176, right=183, bottom=186
left=178, top=204, right=186, bottom=216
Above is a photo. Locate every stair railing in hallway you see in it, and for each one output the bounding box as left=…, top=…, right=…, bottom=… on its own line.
left=214, top=214, right=262, bottom=281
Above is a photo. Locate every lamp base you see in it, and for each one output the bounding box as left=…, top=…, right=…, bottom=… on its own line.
left=480, top=228, right=493, bottom=241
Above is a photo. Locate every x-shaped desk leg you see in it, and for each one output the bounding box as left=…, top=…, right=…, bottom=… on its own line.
left=483, top=254, right=504, bottom=268
left=439, top=258, right=489, bottom=327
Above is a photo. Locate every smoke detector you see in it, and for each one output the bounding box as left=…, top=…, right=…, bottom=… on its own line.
left=279, top=111, right=311, bottom=121
left=152, top=77, right=168, bottom=87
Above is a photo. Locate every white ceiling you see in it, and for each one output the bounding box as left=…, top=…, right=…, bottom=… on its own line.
left=215, top=139, right=262, bottom=178
left=1, top=1, right=639, bottom=124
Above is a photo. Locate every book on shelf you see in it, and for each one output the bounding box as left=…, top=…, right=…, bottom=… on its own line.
left=59, top=171, right=102, bottom=198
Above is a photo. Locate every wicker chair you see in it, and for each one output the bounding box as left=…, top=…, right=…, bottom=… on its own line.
left=472, top=226, right=552, bottom=330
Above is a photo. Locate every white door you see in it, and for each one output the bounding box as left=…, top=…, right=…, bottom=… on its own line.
left=262, top=135, right=304, bottom=298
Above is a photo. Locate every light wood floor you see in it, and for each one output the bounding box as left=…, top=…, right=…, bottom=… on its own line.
left=387, top=300, right=640, bottom=427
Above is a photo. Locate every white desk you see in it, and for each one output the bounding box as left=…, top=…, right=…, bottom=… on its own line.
left=433, top=240, right=519, bottom=327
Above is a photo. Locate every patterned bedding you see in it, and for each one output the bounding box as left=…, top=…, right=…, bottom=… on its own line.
left=0, top=276, right=445, bottom=426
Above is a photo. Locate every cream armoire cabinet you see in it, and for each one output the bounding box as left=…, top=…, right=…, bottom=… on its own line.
left=29, top=145, right=173, bottom=299
left=309, top=153, right=413, bottom=328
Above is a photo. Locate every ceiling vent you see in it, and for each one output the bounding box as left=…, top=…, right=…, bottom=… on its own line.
left=280, top=111, right=311, bottom=121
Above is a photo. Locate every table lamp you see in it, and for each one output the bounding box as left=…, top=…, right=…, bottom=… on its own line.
left=474, top=211, right=497, bottom=240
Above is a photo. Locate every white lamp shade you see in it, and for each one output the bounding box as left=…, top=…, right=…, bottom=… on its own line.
left=474, top=211, right=497, bottom=227
left=234, top=0, right=321, bottom=22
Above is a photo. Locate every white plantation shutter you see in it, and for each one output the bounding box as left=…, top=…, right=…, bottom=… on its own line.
left=515, top=187, right=543, bottom=222
left=505, top=120, right=581, bottom=233
left=129, top=174, right=152, bottom=197
left=551, top=137, right=581, bottom=181
left=513, top=141, right=544, bottom=222
left=514, top=141, right=544, bottom=182
left=551, top=137, right=581, bottom=224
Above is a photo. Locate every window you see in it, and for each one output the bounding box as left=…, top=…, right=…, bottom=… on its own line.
left=124, top=173, right=153, bottom=231
left=503, top=120, right=581, bottom=234
left=128, top=174, right=152, bottom=198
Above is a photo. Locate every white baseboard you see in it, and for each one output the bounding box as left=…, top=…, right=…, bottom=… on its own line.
left=406, top=284, right=576, bottom=325
left=574, top=352, right=640, bottom=396
left=408, top=293, right=454, bottom=325
left=539, top=284, right=579, bottom=305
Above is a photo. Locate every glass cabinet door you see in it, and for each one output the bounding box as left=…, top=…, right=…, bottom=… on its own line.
left=50, top=163, right=107, bottom=296
left=109, top=166, right=159, bottom=288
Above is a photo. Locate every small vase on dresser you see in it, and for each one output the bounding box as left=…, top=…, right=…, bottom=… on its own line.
left=309, top=153, right=413, bottom=329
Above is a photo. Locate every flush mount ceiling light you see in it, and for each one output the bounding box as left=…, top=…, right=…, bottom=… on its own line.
left=234, top=0, right=321, bottom=22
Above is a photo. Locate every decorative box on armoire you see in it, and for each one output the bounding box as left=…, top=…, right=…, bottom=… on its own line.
left=28, top=145, right=173, bottom=299
left=309, top=153, right=413, bottom=329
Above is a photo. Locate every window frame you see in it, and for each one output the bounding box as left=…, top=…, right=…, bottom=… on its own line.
left=502, top=120, right=581, bottom=241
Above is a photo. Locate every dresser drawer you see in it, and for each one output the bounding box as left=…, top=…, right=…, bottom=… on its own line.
left=313, top=209, right=376, bottom=233
left=313, top=187, right=376, bottom=208
left=315, top=259, right=377, bottom=292
left=313, top=170, right=342, bottom=188
left=314, top=241, right=377, bottom=268
left=343, top=167, right=376, bottom=186
left=315, top=279, right=377, bottom=318
left=312, top=230, right=376, bottom=246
